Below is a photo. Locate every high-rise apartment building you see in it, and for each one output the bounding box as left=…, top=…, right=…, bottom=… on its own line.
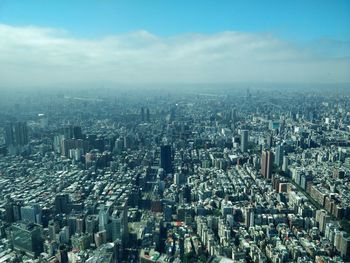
left=261, top=150, right=274, bottom=179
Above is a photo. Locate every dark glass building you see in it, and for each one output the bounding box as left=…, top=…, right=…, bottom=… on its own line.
left=160, top=145, right=172, bottom=174
left=12, top=222, right=43, bottom=258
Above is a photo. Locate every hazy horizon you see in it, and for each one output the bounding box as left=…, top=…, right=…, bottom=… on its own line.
left=0, top=1, right=349, bottom=87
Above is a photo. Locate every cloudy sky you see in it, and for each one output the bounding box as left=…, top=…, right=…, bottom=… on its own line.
left=0, top=0, right=349, bottom=86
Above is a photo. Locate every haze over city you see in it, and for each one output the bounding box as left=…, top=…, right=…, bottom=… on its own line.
left=1, top=1, right=350, bottom=263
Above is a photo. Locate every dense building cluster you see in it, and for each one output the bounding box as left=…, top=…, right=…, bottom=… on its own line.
left=0, top=86, right=350, bottom=263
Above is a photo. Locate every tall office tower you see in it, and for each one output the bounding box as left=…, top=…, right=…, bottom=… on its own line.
left=61, top=139, right=74, bottom=157
left=21, top=206, right=35, bottom=223
left=279, top=119, right=286, bottom=135
left=68, top=215, right=77, bottom=236
left=13, top=201, right=23, bottom=221
left=275, top=144, right=284, bottom=167
left=146, top=108, right=150, bottom=122
left=111, top=207, right=129, bottom=246
left=118, top=202, right=129, bottom=247
left=63, top=126, right=74, bottom=139
left=160, top=145, right=172, bottom=174
left=4, top=202, right=14, bottom=223
left=261, top=150, right=274, bottom=179
left=12, top=223, right=43, bottom=258
left=4, top=122, right=14, bottom=146
left=85, top=215, right=98, bottom=234
left=98, top=205, right=110, bottom=231
left=59, top=226, right=70, bottom=244
left=5, top=122, right=29, bottom=146
left=111, top=213, right=122, bottom=242
left=140, top=107, right=145, bottom=122
left=48, top=220, right=59, bottom=240
left=20, top=204, right=42, bottom=224
left=73, top=126, right=83, bottom=139
left=240, top=130, right=248, bottom=153
left=63, top=125, right=83, bottom=139
left=14, top=122, right=29, bottom=146
left=55, top=194, right=70, bottom=214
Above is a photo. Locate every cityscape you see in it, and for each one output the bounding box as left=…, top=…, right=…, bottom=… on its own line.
left=0, top=85, right=350, bottom=263
left=0, top=1, right=350, bottom=263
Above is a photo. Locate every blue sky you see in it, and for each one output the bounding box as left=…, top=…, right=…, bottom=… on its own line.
left=0, top=0, right=349, bottom=41
left=0, top=0, right=349, bottom=85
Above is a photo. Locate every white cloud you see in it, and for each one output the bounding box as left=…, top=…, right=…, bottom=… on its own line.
left=0, top=23, right=349, bottom=86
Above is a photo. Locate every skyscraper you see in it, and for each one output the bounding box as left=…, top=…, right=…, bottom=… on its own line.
left=111, top=213, right=122, bottom=242
left=20, top=204, right=42, bottom=224
left=14, top=122, right=29, bottom=146
left=112, top=202, right=128, bottom=248
left=55, top=194, right=70, bottom=214
left=266, top=134, right=273, bottom=149
left=160, top=145, right=172, bottom=174
left=73, top=126, right=83, bottom=139
left=244, top=206, right=255, bottom=228
left=4, top=122, right=14, bottom=146
left=13, top=201, right=23, bottom=221
left=282, top=156, right=289, bottom=172
left=63, top=125, right=83, bottom=139
left=5, top=122, right=29, bottom=146
left=63, top=126, right=74, bottom=139
left=85, top=215, right=98, bottom=234
left=140, top=107, right=145, bottom=122
left=12, top=223, right=43, bottom=258
left=275, top=144, right=284, bottom=167
left=146, top=108, right=150, bottom=122
left=241, top=130, right=248, bottom=153
left=261, top=150, right=274, bottom=179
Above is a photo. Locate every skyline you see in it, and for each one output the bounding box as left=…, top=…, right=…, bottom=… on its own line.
left=2, top=2, right=350, bottom=262
left=0, top=1, right=349, bottom=86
